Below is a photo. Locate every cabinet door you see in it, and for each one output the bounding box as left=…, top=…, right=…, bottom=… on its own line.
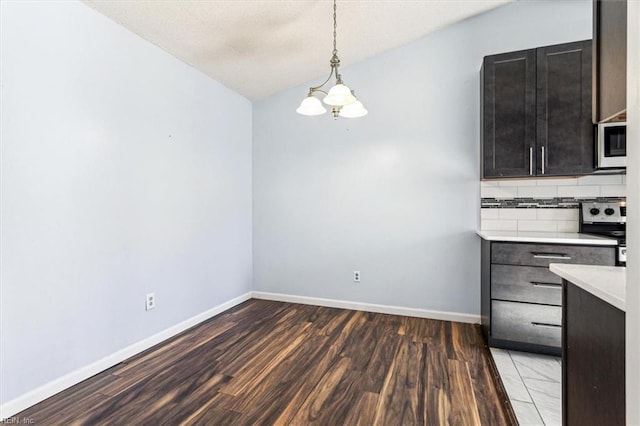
left=492, top=300, right=562, bottom=348
left=491, top=242, right=615, bottom=268
left=593, top=0, right=627, bottom=122
left=491, top=265, right=563, bottom=305
left=482, top=49, right=537, bottom=178
left=536, top=40, right=594, bottom=176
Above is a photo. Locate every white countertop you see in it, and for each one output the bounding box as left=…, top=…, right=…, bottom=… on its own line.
left=476, top=230, right=618, bottom=246
left=549, top=263, right=626, bottom=311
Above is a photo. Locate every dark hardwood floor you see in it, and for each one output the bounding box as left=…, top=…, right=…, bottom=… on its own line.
left=16, top=299, right=512, bottom=425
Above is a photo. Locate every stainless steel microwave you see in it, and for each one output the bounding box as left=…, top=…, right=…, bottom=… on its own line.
left=597, top=122, right=626, bottom=168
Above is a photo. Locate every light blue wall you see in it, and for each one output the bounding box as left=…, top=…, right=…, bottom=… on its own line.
left=0, top=1, right=252, bottom=404
left=252, top=0, right=592, bottom=315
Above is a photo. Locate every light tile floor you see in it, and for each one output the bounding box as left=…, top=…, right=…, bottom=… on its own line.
left=490, top=348, right=562, bottom=426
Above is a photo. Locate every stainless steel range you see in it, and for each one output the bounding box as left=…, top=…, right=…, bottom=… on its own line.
left=580, top=201, right=626, bottom=265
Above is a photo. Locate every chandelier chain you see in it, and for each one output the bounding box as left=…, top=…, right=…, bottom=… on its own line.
left=332, top=0, right=337, bottom=56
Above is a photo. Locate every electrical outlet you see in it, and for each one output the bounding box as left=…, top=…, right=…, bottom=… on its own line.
left=145, top=293, right=156, bottom=311
left=353, top=271, right=360, bottom=282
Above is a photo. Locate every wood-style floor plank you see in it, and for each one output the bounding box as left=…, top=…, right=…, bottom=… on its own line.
left=372, top=338, right=426, bottom=425
left=14, top=299, right=513, bottom=425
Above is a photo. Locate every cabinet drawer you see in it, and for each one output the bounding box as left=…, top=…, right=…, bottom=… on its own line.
left=491, top=242, right=615, bottom=267
left=492, top=264, right=562, bottom=305
left=492, top=301, right=562, bottom=348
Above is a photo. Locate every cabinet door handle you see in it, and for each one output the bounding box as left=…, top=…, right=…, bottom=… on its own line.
left=532, top=252, right=571, bottom=260
left=541, top=146, right=545, bottom=174
left=531, top=282, right=562, bottom=289
left=529, top=147, right=533, bottom=175
left=531, top=322, right=561, bottom=328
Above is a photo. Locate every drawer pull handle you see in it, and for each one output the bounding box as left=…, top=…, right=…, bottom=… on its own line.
left=531, top=282, right=562, bottom=289
left=531, top=322, right=561, bottom=328
left=532, top=252, right=571, bottom=260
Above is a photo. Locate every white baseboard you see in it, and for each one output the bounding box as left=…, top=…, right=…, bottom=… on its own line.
left=251, top=291, right=480, bottom=324
left=0, top=292, right=252, bottom=420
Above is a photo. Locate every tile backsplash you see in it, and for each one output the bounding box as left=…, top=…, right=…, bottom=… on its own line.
left=481, top=174, right=626, bottom=199
left=481, top=207, right=580, bottom=232
left=480, top=174, right=626, bottom=232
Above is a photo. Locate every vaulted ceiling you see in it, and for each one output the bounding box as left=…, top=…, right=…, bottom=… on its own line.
left=84, top=0, right=512, bottom=100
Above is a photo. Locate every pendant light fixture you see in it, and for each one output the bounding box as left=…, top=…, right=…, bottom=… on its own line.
left=296, top=0, right=367, bottom=119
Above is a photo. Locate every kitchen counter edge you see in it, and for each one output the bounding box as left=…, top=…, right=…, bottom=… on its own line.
left=476, top=230, right=618, bottom=246
left=549, top=263, right=626, bottom=311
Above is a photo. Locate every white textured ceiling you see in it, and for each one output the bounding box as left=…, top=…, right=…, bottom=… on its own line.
left=84, top=0, right=512, bottom=100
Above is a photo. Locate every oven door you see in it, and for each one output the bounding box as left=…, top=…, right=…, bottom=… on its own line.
left=598, top=122, right=626, bottom=168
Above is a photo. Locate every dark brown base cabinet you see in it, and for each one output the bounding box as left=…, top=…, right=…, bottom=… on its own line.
left=481, top=40, right=594, bottom=179
left=481, top=240, right=615, bottom=355
left=562, top=281, right=625, bottom=426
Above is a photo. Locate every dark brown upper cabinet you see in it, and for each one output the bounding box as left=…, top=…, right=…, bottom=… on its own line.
left=537, top=41, right=594, bottom=176
left=482, top=40, right=594, bottom=179
left=593, top=0, right=627, bottom=123
left=482, top=49, right=537, bottom=178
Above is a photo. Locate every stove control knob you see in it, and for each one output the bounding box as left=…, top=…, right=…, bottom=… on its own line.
left=590, top=208, right=600, bottom=216
left=605, top=208, right=615, bottom=216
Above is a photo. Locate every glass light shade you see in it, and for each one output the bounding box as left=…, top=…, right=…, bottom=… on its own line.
left=323, top=84, right=357, bottom=106
left=339, top=100, right=368, bottom=118
left=296, top=95, right=327, bottom=115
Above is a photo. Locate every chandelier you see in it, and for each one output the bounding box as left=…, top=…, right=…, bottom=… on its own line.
left=296, top=0, right=368, bottom=119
